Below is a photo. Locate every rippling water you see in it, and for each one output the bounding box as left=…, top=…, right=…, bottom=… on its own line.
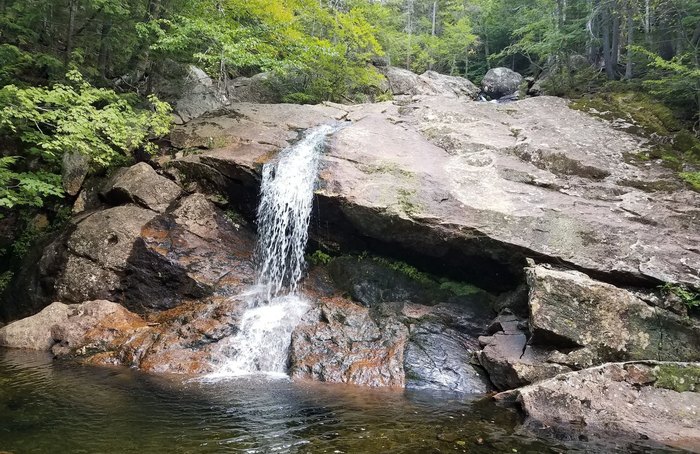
left=0, top=349, right=687, bottom=453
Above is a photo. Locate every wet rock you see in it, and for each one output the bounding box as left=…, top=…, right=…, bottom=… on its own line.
left=102, top=162, right=182, bottom=213
left=0, top=302, right=74, bottom=350
left=123, top=193, right=256, bottom=312
left=1, top=297, right=248, bottom=374
left=62, top=152, right=90, bottom=196
left=527, top=265, right=700, bottom=365
left=496, top=362, right=700, bottom=451
left=50, top=300, right=148, bottom=356
left=481, top=67, right=523, bottom=100
left=476, top=312, right=571, bottom=390
left=404, top=321, right=491, bottom=393
left=290, top=297, right=408, bottom=387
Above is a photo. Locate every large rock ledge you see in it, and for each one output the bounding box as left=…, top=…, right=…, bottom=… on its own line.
left=495, top=362, right=700, bottom=451
left=165, top=96, right=700, bottom=291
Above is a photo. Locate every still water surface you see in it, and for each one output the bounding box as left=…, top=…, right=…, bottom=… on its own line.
left=0, top=348, right=688, bottom=453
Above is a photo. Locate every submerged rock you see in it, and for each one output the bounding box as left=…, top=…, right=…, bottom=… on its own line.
left=496, top=362, right=700, bottom=451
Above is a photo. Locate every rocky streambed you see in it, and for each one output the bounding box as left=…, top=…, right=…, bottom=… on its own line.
left=1, top=69, right=699, bottom=452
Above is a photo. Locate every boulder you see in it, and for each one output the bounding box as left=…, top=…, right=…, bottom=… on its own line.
left=420, top=70, right=480, bottom=99
left=0, top=302, right=74, bottom=350
left=476, top=313, right=571, bottom=390
left=102, top=163, right=182, bottom=213
left=404, top=321, right=491, bottom=393
left=496, top=362, right=700, bottom=451
left=174, top=66, right=229, bottom=123
left=123, top=193, right=256, bottom=312
left=527, top=265, right=700, bottom=366
left=377, top=66, right=479, bottom=99
left=52, top=205, right=157, bottom=305
left=481, top=67, right=523, bottom=100
left=290, top=297, right=408, bottom=387
left=62, top=152, right=90, bottom=196
left=226, top=73, right=279, bottom=103
left=0, top=297, right=249, bottom=375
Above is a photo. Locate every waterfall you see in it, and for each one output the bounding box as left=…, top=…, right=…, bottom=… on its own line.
left=255, top=124, right=336, bottom=303
left=209, top=124, right=337, bottom=379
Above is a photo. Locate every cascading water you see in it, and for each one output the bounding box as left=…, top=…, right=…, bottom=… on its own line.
left=209, top=124, right=338, bottom=379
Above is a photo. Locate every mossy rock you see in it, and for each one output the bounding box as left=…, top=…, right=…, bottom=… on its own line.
left=653, top=363, right=700, bottom=393
left=570, top=92, right=681, bottom=137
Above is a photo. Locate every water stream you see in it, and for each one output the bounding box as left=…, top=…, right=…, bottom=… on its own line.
left=212, top=124, right=337, bottom=378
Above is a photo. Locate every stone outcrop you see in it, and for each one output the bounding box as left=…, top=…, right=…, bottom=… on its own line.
left=481, top=67, right=523, bottom=99
left=496, top=362, right=700, bottom=451
left=0, top=302, right=74, bottom=350
left=123, top=193, right=256, bottom=312
left=290, top=297, right=408, bottom=387
left=0, top=298, right=249, bottom=374
left=527, top=265, right=700, bottom=366
left=102, top=162, right=182, bottom=213
left=168, top=96, right=700, bottom=291
left=62, top=152, right=90, bottom=196
left=378, top=66, right=479, bottom=99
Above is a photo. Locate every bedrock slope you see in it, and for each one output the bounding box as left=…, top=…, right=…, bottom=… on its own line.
left=168, top=96, right=700, bottom=290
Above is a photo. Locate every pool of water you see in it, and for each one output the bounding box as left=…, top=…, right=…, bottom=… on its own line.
left=0, top=348, right=688, bottom=453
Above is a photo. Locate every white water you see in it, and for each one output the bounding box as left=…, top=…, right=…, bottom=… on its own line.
left=255, top=124, right=336, bottom=303
left=208, top=125, right=337, bottom=379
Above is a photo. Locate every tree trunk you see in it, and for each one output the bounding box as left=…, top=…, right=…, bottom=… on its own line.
left=603, top=5, right=615, bottom=79
left=64, top=0, right=77, bottom=69
left=611, top=5, right=620, bottom=74
left=625, top=0, right=634, bottom=79
left=98, top=15, right=113, bottom=80
left=429, top=1, right=437, bottom=71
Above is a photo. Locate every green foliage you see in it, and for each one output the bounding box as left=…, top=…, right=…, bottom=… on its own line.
left=680, top=172, right=700, bottom=191
left=308, top=250, right=333, bottom=266
left=662, top=283, right=700, bottom=310
left=438, top=279, right=481, bottom=296
left=371, top=256, right=435, bottom=286
left=0, top=71, right=172, bottom=210
left=0, top=271, right=14, bottom=294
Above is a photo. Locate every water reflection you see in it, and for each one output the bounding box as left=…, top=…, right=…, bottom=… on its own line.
left=0, top=349, right=687, bottom=453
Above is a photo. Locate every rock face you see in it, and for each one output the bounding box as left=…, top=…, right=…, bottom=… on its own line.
left=123, top=193, right=256, bottom=312
left=173, top=66, right=229, bottom=123
left=0, top=302, right=74, bottom=350
left=481, top=67, right=523, bottom=99
left=290, top=297, right=408, bottom=387
left=527, top=265, right=700, bottom=366
left=497, top=362, right=700, bottom=451
left=62, top=152, right=90, bottom=196
left=102, top=162, right=182, bottom=213
left=378, top=66, right=479, bottom=99
left=170, top=96, right=699, bottom=291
